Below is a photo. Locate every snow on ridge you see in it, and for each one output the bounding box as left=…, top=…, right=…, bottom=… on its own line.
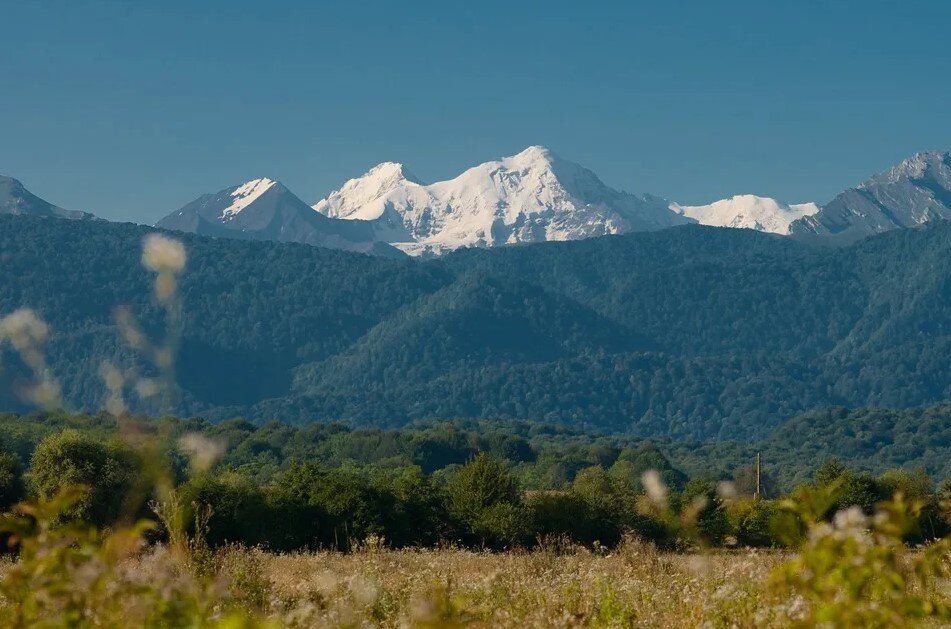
left=221, top=178, right=277, bottom=220
left=670, top=194, right=819, bottom=235
left=311, top=145, right=683, bottom=254
left=313, top=162, right=426, bottom=221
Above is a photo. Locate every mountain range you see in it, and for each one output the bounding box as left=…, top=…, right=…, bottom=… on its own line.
left=312, top=146, right=687, bottom=255
left=154, top=177, right=403, bottom=257
left=4, top=148, right=950, bottom=256
left=1, top=213, right=949, bottom=439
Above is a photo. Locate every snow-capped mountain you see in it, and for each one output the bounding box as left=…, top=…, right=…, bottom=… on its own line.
left=313, top=146, right=689, bottom=256
left=156, top=178, right=403, bottom=257
left=0, top=175, right=95, bottom=220
left=790, top=151, right=951, bottom=243
left=670, top=195, right=819, bottom=235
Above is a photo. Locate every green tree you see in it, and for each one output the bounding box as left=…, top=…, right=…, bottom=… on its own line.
left=27, top=430, right=139, bottom=526
left=681, top=478, right=729, bottom=546
left=0, top=451, right=25, bottom=511
left=445, top=453, right=530, bottom=547
left=179, top=472, right=269, bottom=547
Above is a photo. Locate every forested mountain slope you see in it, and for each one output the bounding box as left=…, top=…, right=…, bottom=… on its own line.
left=0, top=215, right=948, bottom=439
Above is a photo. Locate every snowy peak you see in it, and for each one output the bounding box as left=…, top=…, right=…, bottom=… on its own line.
left=314, top=162, right=426, bottom=221
left=502, top=145, right=557, bottom=169
left=156, top=178, right=403, bottom=258
left=670, top=195, right=819, bottom=235
left=863, top=151, right=951, bottom=187
left=312, top=146, right=687, bottom=255
left=365, top=161, right=424, bottom=185
left=221, top=178, right=278, bottom=220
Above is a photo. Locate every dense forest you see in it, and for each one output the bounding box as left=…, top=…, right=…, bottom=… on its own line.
left=1, top=214, right=949, bottom=440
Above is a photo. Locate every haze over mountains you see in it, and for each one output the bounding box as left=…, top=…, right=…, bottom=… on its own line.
left=3, top=147, right=951, bottom=256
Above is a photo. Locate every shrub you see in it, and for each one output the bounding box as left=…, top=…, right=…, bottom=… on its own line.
left=27, top=430, right=141, bottom=526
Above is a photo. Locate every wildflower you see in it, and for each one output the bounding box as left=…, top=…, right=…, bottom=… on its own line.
left=154, top=274, right=177, bottom=302
left=141, top=234, right=186, bottom=273
left=716, top=480, right=737, bottom=500
left=641, top=470, right=668, bottom=507
left=808, top=522, right=834, bottom=541
left=99, top=361, right=126, bottom=416
left=833, top=506, right=866, bottom=531
left=0, top=309, right=61, bottom=408
left=177, top=433, right=225, bottom=472
left=0, top=308, right=49, bottom=349
left=135, top=378, right=160, bottom=398
left=27, top=378, right=62, bottom=408
left=349, top=575, right=379, bottom=607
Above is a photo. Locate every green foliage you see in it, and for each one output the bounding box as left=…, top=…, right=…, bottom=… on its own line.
left=679, top=478, right=730, bottom=546
left=179, top=472, right=269, bottom=547
left=3, top=215, right=951, bottom=440
left=0, top=451, right=24, bottom=510
left=0, top=488, right=275, bottom=627
left=27, top=429, right=141, bottom=526
left=728, top=498, right=777, bottom=547
left=445, top=453, right=531, bottom=547
left=772, top=489, right=951, bottom=625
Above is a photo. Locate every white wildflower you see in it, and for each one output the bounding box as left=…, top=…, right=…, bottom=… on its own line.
left=0, top=308, right=49, bottom=352
left=142, top=234, right=186, bottom=273
left=177, top=433, right=225, bottom=472
left=716, top=480, right=737, bottom=500
left=833, top=506, right=866, bottom=531
left=135, top=377, right=160, bottom=398
left=641, top=470, right=668, bottom=507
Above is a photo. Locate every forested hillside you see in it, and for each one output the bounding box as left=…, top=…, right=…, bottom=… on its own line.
left=1, top=215, right=949, bottom=439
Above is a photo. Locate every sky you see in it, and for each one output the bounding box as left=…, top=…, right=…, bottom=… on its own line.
left=1, top=0, right=950, bottom=223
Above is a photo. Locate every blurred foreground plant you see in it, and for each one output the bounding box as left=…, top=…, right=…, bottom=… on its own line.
left=0, top=308, right=61, bottom=409
left=771, top=483, right=951, bottom=625
left=0, top=486, right=276, bottom=627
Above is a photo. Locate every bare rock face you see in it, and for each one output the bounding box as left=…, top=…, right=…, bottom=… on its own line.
left=790, top=151, right=951, bottom=244
left=0, top=175, right=95, bottom=220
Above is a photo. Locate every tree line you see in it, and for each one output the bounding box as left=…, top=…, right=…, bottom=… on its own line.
left=3, top=411, right=951, bottom=551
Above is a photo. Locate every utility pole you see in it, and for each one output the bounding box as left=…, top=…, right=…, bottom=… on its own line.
left=755, top=452, right=762, bottom=500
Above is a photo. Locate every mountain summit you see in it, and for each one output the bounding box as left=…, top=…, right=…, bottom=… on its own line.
left=790, top=151, right=951, bottom=243
left=156, top=178, right=403, bottom=257
left=670, top=195, right=819, bottom=235
left=312, top=146, right=688, bottom=256
left=0, top=175, right=95, bottom=220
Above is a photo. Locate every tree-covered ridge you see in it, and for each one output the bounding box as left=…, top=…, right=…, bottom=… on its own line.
left=1, top=214, right=949, bottom=439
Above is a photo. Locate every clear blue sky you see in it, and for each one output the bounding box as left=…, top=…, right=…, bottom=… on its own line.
left=1, top=0, right=949, bottom=222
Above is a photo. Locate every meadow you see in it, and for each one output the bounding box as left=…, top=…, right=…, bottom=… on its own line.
left=120, top=543, right=789, bottom=627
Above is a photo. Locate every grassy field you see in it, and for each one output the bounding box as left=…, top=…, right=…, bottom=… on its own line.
left=80, top=541, right=789, bottom=628
left=251, top=544, right=790, bottom=627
